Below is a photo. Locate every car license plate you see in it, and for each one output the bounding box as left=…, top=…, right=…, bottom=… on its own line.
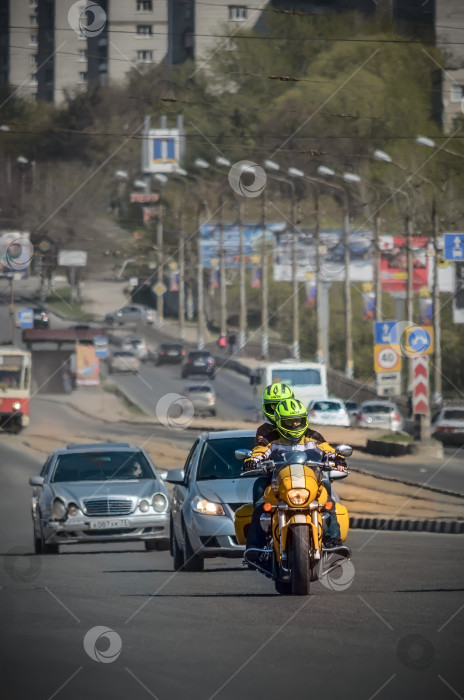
left=89, top=519, right=129, bottom=529
left=168, top=351, right=178, bottom=356
left=194, top=360, right=204, bottom=366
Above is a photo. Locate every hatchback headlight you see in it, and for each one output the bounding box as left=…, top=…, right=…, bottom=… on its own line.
left=152, top=494, right=168, bottom=512
left=51, top=499, right=68, bottom=520
left=192, top=497, right=224, bottom=516
left=139, top=500, right=150, bottom=513
left=288, top=488, right=310, bottom=506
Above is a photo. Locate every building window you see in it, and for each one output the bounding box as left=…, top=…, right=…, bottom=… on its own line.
left=30, top=33, right=38, bottom=46
left=228, top=6, right=247, bottom=21
left=78, top=71, right=87, bottom=83
left=136, top=49, right=153, bottom=63
left=29, top=72, right=38, bottom=84
left=29, top=14, right=38, bottom=26
left=29, top=0, right=38, bottom=6
left=450, top=84, right=464, bottom=103
left=136, top=25, right=153, bottom=36
left=29, top=54, right=38, bottom=66
left=78, top=48, right=87, bottom=62
left=136, top=0, right=153, bottom=11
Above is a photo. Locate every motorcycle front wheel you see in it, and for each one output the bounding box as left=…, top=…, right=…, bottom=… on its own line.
left=289, top=525, right=311, bottom=595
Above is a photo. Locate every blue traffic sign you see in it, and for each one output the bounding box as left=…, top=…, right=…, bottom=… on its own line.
left=374, top=321, right=398, bottom=345
left=17, top=309, right=34, bottom=329
left=404, top=326, right=434, bottom=355
left=93, top=336, right=108, bottom=358
left=444, top=233, right=464, bottom=261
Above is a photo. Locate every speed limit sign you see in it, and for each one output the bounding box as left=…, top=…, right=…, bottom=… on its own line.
left=374, top=344, right=402, bottom=373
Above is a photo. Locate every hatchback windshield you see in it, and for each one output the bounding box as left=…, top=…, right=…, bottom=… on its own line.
left=313, top=401, right=342, bottom=412
left=52, top=451, right=154, bottom=482
left=363, top=404, right=392, bottom=414
left=196, top=436, right=255, bottom=480
left=443, top=410, right=464, bottom=421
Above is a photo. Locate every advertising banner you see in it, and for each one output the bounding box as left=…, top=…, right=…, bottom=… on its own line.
left=379, top=235, right=429, bottom=292
left=272, top=228, right=374, bottom=282
left=362, top=283, right=375, bottom=320
left=200, top=223, right=274, bottom=268
left=75, top=345, right=99, bottom=386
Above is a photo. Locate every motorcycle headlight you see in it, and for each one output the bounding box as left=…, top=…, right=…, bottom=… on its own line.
left=288, top=488, right=310, bottom=506
left=152, top=493, right=168, bottom=512
left=51, top=499, right=68, bottom=520
left=139, top=499, right=150, bottom=513
left=192, top=497, right=224, bottom=516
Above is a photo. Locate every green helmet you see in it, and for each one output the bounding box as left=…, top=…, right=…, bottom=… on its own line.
left=275, top=398, right=308, bottom=441
left=262, top=383, right=294, bottom=423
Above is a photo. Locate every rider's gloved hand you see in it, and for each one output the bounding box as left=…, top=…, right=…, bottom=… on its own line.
left=334, top=455, right=347, bottom=471
left=243, top=455, right=263, bottom=472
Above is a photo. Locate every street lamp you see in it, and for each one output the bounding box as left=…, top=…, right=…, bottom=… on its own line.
left=316, top=165, right=354, bottom=378
left=263, top=160, right=300, bottom=360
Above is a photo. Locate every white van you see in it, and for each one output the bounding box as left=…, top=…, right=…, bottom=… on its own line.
left=252, top=360, right=328, bottom=411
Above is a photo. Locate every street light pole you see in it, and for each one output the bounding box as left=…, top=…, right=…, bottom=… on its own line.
left=261, top=187, right=269, bottom=359
left=432, top=195, right=442, bottom=403
left=290, top=187, right=300, bottom=360
left=197, top=202, right=206, bottom=349
left=178, top=209, right=185, bottom=341
left=238, top=198, right=247, bottom=352
left=342, top=189, right=353, bottom=378
left=218, top=195, right=227, bottom=338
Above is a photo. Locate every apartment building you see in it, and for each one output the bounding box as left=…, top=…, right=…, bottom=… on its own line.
left=8, top=0, right=40, bottom=99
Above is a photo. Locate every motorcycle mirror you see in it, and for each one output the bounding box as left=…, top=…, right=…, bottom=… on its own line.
left=334, top=444, right=353, bottom=457
left=328, top=470, right=348, bottom=480
left=235, top=449, right=252, bottom=460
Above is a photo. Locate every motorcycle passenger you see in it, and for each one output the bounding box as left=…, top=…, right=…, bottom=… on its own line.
left=244, top=399, right=347, bottom=560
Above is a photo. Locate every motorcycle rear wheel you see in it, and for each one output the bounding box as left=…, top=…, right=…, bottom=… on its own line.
left=289, top=525, right=311, bottom=595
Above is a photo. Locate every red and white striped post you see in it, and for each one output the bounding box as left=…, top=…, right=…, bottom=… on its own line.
left=412, top=356, right=431, bottom=440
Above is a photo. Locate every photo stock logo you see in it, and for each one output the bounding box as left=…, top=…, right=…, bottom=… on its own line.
left=396, top=634, right=435, bottom=671
left=156, top=392, right=195, bottom=430
left=68, top=1, right=107, bottom=38
left=319, top=556, right=355, bottom=592
left=83, top=626, right=122, bottom=664
left=0, top=233, right=34, bottom=272
left=228, top=161, right=267, bottom=198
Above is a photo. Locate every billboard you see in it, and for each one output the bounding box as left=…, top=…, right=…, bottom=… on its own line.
left=142, top=128, right=185, bottom=174
left=200, top=223, right=274, bottom=268
left=379, top=235, right=429, bottom=293
left=272, top=227, right=374, bottom=282
left=75, top=345, right=99, bottom=386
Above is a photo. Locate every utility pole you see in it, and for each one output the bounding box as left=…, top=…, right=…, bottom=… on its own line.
left=156, top=205, right=164, bottom=325
left=178, top=210, right=185, bottom=341
left=343, top=190, right=353, bottom=377
left=406, top=211, right=414, bottom=392
left=374, top=207, right=382, bottom=322
left=218, top=195, right=227, bottom=337
left=311, top=186, right=323, bottom=363
left=261, top=188, right=269, bottom=360
left=238, top=198, right=246, bottom=352
left=197, top=203, right=206, bottom=349
left=290, top=188, right=300, bottom=360
left=432, top=196, right=442, bottom=404
left=9, top=276, right=15, bottom=344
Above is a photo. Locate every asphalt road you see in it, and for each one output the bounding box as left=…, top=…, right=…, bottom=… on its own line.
left=1, top=439, right=463, bottom=700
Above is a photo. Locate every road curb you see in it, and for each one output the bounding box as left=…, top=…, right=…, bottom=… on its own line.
left=349, top=516, right=464, bottom=533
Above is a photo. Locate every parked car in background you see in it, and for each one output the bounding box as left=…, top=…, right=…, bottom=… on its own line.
left=121, top=337, right=148, bottom=362
left=308, top=398, right=350, bottom=427
left=108, top=351, right=140, bottom=374
left=357, top=401, right=403, bottom=432
left=344, top=401, right=358, bottom=425
left=33, top=307, right=49, bottom=328
left=104, top=304, right=154, bottom=326
left=184, top=384, right=216, bottom=416
left=155, top=343, right=185, bottom=366
left=29, top=442, right=170, bottom=553
left=432, top=406, right=464, bottom=445
left=181, top=350, right=215, bottom=380
left=166, top=430, right=257, bottom=570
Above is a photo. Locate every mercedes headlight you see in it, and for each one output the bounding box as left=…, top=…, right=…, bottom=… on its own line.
left=192, top=497, right=224, bottom=516
left=139, top=499, right=150, bottom=513
left=51, top=499, right=67, bottom=520
left=152, top=493, right=168, bottom=512
left=67, top=503, right=79, bottom=516
left=288, top=488, right=310, bottom=506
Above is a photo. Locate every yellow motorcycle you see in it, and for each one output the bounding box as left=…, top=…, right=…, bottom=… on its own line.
left=234, top=446, right=352, bottom=595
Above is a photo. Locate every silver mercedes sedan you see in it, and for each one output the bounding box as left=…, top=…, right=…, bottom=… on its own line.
left=29, top=442, right=170, bottom=554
